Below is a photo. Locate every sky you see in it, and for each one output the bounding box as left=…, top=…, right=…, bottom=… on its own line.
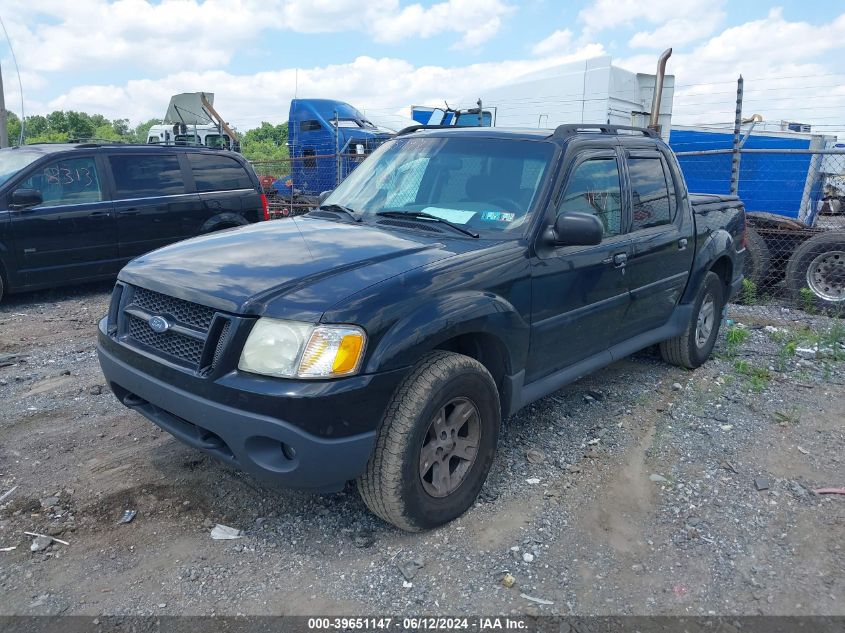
left=1, top=0, right=845, bottom=134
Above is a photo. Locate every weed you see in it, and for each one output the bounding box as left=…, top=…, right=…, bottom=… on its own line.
left=776, top=339, right=798, bottom=371
left=798, top=287, right=816, bottom=314
left=740, top=278, right=758, bottom=305
left=723, top=326, right=749, bottom=358
left=773, top=409, right=801, bottom=426
left=734, top=359, right=771, bottom=392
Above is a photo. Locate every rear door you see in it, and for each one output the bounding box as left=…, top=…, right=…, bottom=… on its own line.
left=622, top=147, right=695, bottom=333
left=186, top=153, right=262, bottom=230
left=8, top=153, right=119, bottom=287
left=108, top=152, right=201, bottom=258
left=527, top=149, right=632, bottom=382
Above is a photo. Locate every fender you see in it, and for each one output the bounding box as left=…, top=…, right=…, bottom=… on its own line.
left=681, top=228, right=737, bottom=304
left=364, top=291, right=530, bottom=379
left=199, top=212, right=249, bottom=234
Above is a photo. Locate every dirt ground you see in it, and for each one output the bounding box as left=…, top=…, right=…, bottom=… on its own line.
left=0, top=282, right=843, bottom=616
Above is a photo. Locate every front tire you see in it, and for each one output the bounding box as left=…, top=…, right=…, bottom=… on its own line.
left=357, top=351, right=500, bottom=531
left=660, top=271, right=724, bottom=369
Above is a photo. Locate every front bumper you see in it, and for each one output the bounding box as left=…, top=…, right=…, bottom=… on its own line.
left=97, top=319, right=407, bottom=491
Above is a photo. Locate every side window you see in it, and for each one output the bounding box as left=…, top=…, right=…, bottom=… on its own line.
left=20, top=157, right=103, bottom=207
left=629, top=155, right=673, bottom=230
left=188, top=154, right=253, bottom=192
left=300, top=120, right=323, bottom=132
left=558, top=157, right=622, bottom=237
left=302, top=148, right=317, bottom=170
left=109, top=154, right=185, bottom=198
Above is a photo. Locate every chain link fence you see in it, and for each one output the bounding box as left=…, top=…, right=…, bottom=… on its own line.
left=674, top=148, right=845, bottom=313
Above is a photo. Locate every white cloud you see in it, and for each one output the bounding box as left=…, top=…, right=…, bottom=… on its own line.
left=579, top=0, right=725, bottom=47
left=617, top=9, right=845, bottom=131
left=1, top=0, right=513, bottom=79
left=531, top=29, right=573, bottom=56
left=41, top=47, right=608, bottom=126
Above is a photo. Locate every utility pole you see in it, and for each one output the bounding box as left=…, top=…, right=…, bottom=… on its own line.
left=0, top=60, right=8, bottom=148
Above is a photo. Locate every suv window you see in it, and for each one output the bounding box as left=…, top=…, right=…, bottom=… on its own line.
left=558, top=157, right=622, bottom=237
left=188, top=154, right=253, bottom=192
left=109, top=154, right=185, bottom=198
left=19, top=156, right=103, bottom=207
left=629, top=155, right=673, bottom=230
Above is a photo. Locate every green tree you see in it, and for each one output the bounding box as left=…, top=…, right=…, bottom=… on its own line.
left=133, top=118, right=160, bottom=144
left=240, top=122, right=289, bottom=163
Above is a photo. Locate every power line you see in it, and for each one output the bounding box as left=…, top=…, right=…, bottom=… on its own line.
left=0, top=13, right=24, bottom=144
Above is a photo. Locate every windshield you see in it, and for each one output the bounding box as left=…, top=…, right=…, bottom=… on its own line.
left=0, top=151, right=44, bottom=187
left=323, top=136, right=554, bottom=235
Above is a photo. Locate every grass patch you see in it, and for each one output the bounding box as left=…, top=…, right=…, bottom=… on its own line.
left=734, top=359, right=771, bottom=392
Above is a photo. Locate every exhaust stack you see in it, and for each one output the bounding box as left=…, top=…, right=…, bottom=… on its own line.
left=648, top=48, right=672, bottom=132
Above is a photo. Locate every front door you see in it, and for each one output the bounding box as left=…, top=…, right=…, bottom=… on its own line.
left=9, top=154, right=118, bottom=287
left=527, top=150, right=631, bottom=383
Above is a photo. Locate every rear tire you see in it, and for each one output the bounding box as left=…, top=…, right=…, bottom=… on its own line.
left=660, top=271, right=724, bottom=369
left=785, top=231, right=845, bottom=312
left=357, top=351, right=500, bottom=532
left=743, top=226, right=771, bottom=288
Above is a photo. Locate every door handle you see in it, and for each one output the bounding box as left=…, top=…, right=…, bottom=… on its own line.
left=678, top=238, right=689, bottom=250
left=119, top=208, right=141, bottom=216
left=90, top=210, right=110, bottom=217
left=612, top=253, right=627, bottom=268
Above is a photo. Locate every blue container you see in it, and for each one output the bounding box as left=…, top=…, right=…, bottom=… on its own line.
left=669, top=128, right=823, bottom=220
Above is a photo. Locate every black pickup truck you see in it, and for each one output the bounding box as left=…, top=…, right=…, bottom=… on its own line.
left=97, top=125, right=745, bottom=531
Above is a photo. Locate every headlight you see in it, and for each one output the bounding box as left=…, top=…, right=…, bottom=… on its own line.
left=238, top=318, right=366, bottom=379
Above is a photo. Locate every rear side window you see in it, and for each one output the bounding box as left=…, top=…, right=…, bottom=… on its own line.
left=629, top=155, right=673, bottom=230
left=188, top=154, right=253, bottom=192
left=110, top=154, right=185, bottom=198
left=19, top=156, right=103, bottom=207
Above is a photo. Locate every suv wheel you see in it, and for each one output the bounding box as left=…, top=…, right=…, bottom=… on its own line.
left=660, top=271, right=724, bottom=369
left=357, top=351, right=500, bottom=531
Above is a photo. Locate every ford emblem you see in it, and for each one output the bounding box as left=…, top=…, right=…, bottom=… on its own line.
left=148, top=315, right=171, bottom=333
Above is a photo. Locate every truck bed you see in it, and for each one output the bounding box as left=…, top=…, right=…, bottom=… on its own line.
left=690, top=193, right=743, bottom=214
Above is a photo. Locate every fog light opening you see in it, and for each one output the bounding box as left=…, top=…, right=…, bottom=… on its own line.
left=281, top=443, right=297, bottom=461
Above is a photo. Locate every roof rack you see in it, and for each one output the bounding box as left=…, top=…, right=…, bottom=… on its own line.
left=394, top=124, right=458, bottom=136
left=551, top=124, right=659, bottom=139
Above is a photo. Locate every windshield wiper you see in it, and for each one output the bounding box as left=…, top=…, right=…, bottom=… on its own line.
left=376, top=211, right=479, bottom=238
left=316, top=204, right=362, bottom=222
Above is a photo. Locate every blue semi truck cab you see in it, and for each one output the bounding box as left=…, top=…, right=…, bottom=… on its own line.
left=271, top=99, right=393, bottom=204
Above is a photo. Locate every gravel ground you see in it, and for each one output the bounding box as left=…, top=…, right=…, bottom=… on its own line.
left=0, top=282, right=843, bottom=616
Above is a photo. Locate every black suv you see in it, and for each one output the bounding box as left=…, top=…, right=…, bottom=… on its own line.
left=0, top=143, right=267, bottom=302
left=98, top=126, right=745, bottom=531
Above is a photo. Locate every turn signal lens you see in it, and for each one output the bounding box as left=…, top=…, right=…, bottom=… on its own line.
left=297, top=326, right=366, bottom=378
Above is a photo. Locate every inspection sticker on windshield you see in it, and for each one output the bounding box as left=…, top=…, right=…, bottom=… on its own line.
left=420, top=207, right=476, bottom=224
left=480, top=211, right=515, bottom=223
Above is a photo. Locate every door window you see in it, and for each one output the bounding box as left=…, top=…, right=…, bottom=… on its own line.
left=188, top=154, right=253, bottom=192
left=19, top=157, right=103, bottom=207
left=109, top=154, right=185, bottom=198
left=629, top=156, right=673, bottom=230
left=558, top=157, right=622, bottom=237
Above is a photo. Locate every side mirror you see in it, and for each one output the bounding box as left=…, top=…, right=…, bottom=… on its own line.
left=546, top=211, right=604, bottom=246
left=10, top=188, right=43, bottom=209
left=318, top=190, right=333, bottom=205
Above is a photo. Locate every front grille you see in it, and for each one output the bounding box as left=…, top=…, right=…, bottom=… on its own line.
left=132, top=286, right=215, bottom=330
left=127, top=314, right=204, bottom=366
left=211, top=321, right=231, bottom=369
left=117, top=285, right=240, bottom=371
